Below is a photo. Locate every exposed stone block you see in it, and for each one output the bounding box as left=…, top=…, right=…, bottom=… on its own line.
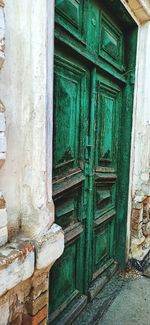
left=131, top=208, right=143, bottom=238
left=0, top=252, right=34, bottom=296
left=38, top=318, right=47, bottom=325
left=143, top=221, right=150, bottom=237
left=25, top=291, right=48, bottom=316
left=131, top=208, right=143, bottom=224
left=132, top=201, right=143, bottom=210
left=130, top=239, right=145, bottom=260
left=0, top=224, right=64, bottom=321
left=30, top=277, right=48, bottom=300
left=22, top=306, right=47, bottom=325
left=35, top=223, right=64, bottom=269
left=0, top=195, right=8, bottom=247
left=0, top=240, right=35, bottom=296
left=0, top=267, right=50, bottom=324
left=0, top=1, right=4, bottom=8
left=0, top=301, right=9, bottom=325
left=134, top=194, right=145, bottom=204
left=144, top=196, right=150, bottom=204
left=10, top=315, right=22, bottom=325
left=130, top=195, right=150, bottom=262
left=31, top=269, right=49, bottom=290
left=0, top=193, right=5, bottom=209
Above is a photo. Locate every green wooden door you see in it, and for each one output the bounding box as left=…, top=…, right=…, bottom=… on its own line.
left=49, top=0, right=137, bottom=323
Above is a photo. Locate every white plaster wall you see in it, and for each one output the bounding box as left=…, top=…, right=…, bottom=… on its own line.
left=130, top=22, right=150, bottom=200
left=0, top=4, right=6, bottom=168
left=0, top=0, right=55, bottom=239
left=0, top=3, right=5, bottom=69
left=47, top=0, right=55, bottom=203
left=126, top=21, right=150, bottom=259
left=120, top=0, right=150, bottom=259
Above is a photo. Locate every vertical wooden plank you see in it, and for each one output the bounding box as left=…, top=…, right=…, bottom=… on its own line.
left=116, top=27, right=138, bottom=266
left=84, top=68, right=97, bottom=290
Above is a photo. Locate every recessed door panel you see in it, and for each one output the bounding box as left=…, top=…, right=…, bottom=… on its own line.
left=94, top=181, right=116, bottom=219
left=53, top=57, right=87, bottom=177
left=95, top=78, right=121, bottom=171
left=92, top=215, right=115, bottom=280
left=99, top=12, right=124, bottom=71
left=49, top=230, right=84, bottom=322
left=55, top=0, right=86, bottom=43
left=50, top=53, right=88, bottom=321
left=91, top=73, right=120, bottom=281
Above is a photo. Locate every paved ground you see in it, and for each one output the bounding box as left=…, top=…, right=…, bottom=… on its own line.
left=74, top=270, right=150, bottom=325
left=100, top=276, right=150, bottom=325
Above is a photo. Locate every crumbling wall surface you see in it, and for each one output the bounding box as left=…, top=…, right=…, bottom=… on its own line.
left=130, top=197, right=150, bottom=263
left=0, top=0, right=8, bottom=247
left=0, top=0, right=64, bottom=323
left=0, top=263, right=50, bottom=325
left=0, top=224, right=64, bottom=324
left=129, top=21, right=150, bottom=265
left=0, top=0, right=55, bottom=240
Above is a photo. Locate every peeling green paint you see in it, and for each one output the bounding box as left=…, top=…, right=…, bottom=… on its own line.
left=49, top=0, right=137, bottom=322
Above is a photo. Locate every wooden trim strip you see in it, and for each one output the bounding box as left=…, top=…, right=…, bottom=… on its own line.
left=95, top=174, right=117, bottom=183
left=53, top=175, right=85, bottom=198
left=94, top=209, right=116, bottom=227
left=65, top=222, right=83, bottom=243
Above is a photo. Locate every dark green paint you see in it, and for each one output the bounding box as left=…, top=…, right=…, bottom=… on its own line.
left=116, top=27, right=138, bottom=267
left=49, top=0, right=137, bottom=322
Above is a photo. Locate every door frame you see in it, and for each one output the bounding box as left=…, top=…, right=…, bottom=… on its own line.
left=47, top=0, right=150, bottom=270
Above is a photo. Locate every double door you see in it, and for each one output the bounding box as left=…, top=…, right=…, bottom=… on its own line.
left=49, top=0, right=136, bottom=323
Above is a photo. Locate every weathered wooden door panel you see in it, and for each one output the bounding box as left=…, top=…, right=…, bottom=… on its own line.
left=49, top=52, right=89, bottom=322
left=49, top=229, right=84, bottom=322
left=55, top=0, right=87, bottom=43
left=86, top=70, right=121, bottom=285
left=99, top=12, right=124, bottom=71
left=49, top=0, right=137, bottom=322
left=95, top=76, right=121, bottom=171
left=92, top=215, right=115, bottom=279
left=53, top=56, right=87, bottom=177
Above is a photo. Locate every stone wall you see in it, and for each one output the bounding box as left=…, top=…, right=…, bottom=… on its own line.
left=0, top=193, right=7, bottom=246
left=0, top=265, right=50, bottom=325
left=130, top=197, right=150, bottom=264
